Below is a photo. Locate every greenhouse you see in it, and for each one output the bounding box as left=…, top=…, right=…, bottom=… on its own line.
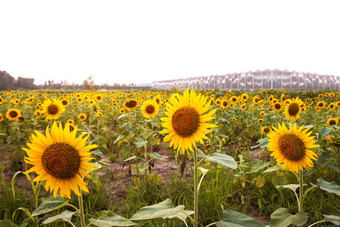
left=152, top=69, right=340, bottom=90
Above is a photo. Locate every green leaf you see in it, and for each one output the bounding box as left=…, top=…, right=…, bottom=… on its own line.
left=256, top=175, right=265, bottom=188
left=250, top=161, right=270, bottom=173
left=130, top=198, right=185, bottom=221
left=88, top=162, right=102, bottom=173
left=12, top=171, right=32, bottom=199
left=42, top=210, right=76, bottom=226
left=124, top=156, right=137, bottom=162
left=135, top=138, right=147, bottom=148
left=92, top=150, right=103, bottom=157
left=13, top=207, right=35, bottom=223
left=0, top=220, right=19, bottom=227
left=118, top=113, right=129, bottom=120
left=328, top=163, right=340, bottom=173
left=271, top=175, right=287, bottom=187
left=279, top=184, right=301, bottom=192
left=258, top=138, right=269, bottom=148
left=323, top=214, right=340, bottom=225
left=320, top=127, right=331, bottom=138
left=164, top=210, right=194, bottom=226
left=263, top=164, right=283, bottom=173
left=317, top=178, right=340, bottom=196
left=197, top=149, right=237, bottom=169
left=32, top=195, right=68, bottom=217
left=270, top=208, right=308, bottom=227
left=137, top=164, right=149, bottom=172
left=148, top=153, right=166, bottom=161
left=114, top=134, right=125, bottom=144
left=215, top=209, right=263, bottom=227
left=90, top=213, right=136, bottom=226
left=317, top=152, right=331, bottom=166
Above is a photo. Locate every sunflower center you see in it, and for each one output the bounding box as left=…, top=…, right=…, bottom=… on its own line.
left=146, top=105, right=155, bottom=114
left=48, top=104, right=59, bottom=115
left=172, top=106, right=200, bottom=137
left=274, top=103, right=281, bottom=109
left=9, top=111, right=18, bottom=118
left=329, top=120, right=336, bottom=126
left=42, top=143, right=80, bottom=179
left=222, top=101, right=228, bottom=107
left=61, top=100, right=68, bottom=105
left=263, top=128, right=270, bottom=134
left=278, top=134, right=305, bottom=161
left=288, top=103, right=300, bottom=116
left=126, top=100, right=137, bottom=108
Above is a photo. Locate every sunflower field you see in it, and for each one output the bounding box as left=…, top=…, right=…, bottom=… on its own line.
left=0, top=88, right=339, bottom=227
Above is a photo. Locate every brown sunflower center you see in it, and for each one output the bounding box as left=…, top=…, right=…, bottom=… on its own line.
left=42, top=143, right=80, bottom=179
left=48, top=104, right=59, bottom=115
left=329, top=119, right=336, bottom=126
left=288, top=103, right=300, bottom=116
left=274, top=103, right=281, bottom=109
left=222, top=101, right=228, bottom=107
left=61, top=100, right=68, bottom=105
left=9, top=110, right=18, bottom=118
left=278, top=134, right=305, bottom=161
left=145, top=105, right=155, bottom=114
left=263, top=127, right=270, bottom=134
left=172, top=106, right=200, bottom=137
left=126, top=100, right=137, bottom=108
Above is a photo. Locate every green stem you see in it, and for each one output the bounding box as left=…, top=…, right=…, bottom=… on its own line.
left=308, top=220, right=332, bottom=227
left=78, top=191, right=86, bottom=227
left=193, top=149, right=198, bottom=227
left=299, top=169, right=303, bottom=213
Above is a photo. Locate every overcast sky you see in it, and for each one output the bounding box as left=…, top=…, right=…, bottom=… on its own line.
left=1, top=0, right=340, bottom=85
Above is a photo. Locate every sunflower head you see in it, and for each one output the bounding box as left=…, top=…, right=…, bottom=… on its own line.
left=77, top=113, right=87, bottom=121
left=123, top=99, right=139, bottom=110
left=6, top=108, right=22, bottom=120
left=327, top=118, right=338, bottom=126
left=0, top=113, right=3, bottom=122
left=24, top=122, right=97, bottom=199
left=261, top=126, right=271, bottom=135
left=41, top=99, right=65, bottom=120
left=267, top=122, right=319, bottom=173
left=284, top=97, right=304, bottom=121
left=141, top=100, right=159, bottom=119
left=161, top=89, right=217, bottom=154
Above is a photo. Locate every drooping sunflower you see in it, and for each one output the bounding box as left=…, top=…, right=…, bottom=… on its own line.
left=327, top=117, right=338, bottom=126
left=6, top=108, right=22, bottom=120
left=284, top=97, right=304, bottom=121
left=161, top=89, right=217, bottom=154
left=261, top=126, right=271, bottom=135
left=123, top=99, right=139, bottom=111
left=267, top=122, right=319, bottom=173
left=24, top=122, right=97, bottom=199
left=41, top=99, right=65, bottom=120
left=141, top=100, right=159, bottom=119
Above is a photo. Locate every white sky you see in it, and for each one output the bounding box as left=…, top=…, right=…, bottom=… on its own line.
left=1, top=0, right=340, bottom=85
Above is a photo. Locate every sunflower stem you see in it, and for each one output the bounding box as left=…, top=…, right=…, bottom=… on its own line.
left=298, top=169, right=303, bottom=213
left=193, top=149, right=198, bottom=227
left=78, top=191, right=86, bottom=227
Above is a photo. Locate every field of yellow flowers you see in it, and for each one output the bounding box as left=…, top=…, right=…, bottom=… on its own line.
left=0, top=88, right=339, bottom=226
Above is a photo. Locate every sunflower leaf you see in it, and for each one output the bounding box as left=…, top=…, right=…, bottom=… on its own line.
left=148, top=153, right=166, bottom=161
left=323, top=214, right=340, bottom=225
left=319, top=127, right=331, bottom=138
left=32, top=195, right=68, bottom=217
left=250, top=161, right=270, bottom=173
left=215, top=209, right=263, bottom=227
left=269, top=207, right=308, bottom=227
left=129, top=198, right=185, bottom=221
left=42, top=210, right=76, bottom=226
left=316, top=178, right=340, bottom=196
left=197, top=149, right=237, bottom=169
left=0, top=220, right=19, bottom=227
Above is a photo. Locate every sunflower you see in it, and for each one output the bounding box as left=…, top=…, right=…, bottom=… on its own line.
left=161, top=89, right=217, bottom=154
left=258, top=119, right=263, bottom=123
left=284, top=97, right=304, bottom=121
left=273, top=102, right=283, bottom=111
left=77, top=114, right=87, bottom=121
left=261, top=126, right=271, bottom=135
left=316, top=101, right=326, bottom=109
left=260, top=111, right=265, bottom=116
left=328, top=103, right=335, bottom=111
left=141, top=100, right=159, bottom=119
left=61, top=99, right=69, bottom=107
left=221, top=99, right=229, bottom=108
left=267, top=122, right=319, bottom=173
left=231, top=117, right=237, bottom=122
left=6, top=108, right=22, bottom=120
left=327, top=118, right=338, bottom=126
left=123, top=99, right=139, bottom=111
left=24, top=122, right=97, bottom=199
left=230, top=96, right=238, bottom=104
left=0, top=113, right=3, bottom=122
left=95, top=94, right=103, bottom=102
left=241, top=93, right=249, bottom=101
left=119, top=108, right=125, bottom=114
left=41, top=99, right=65, bottom=120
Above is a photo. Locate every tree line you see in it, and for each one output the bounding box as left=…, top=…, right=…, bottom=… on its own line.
left=0, top=71, right=151, bottom=90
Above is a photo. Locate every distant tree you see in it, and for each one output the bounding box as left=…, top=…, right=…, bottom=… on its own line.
left=82, top=76, right=97, bottom=90
left=17, top=77, right=35, bottom=89
left=0, top=71, right=15, bottom=90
